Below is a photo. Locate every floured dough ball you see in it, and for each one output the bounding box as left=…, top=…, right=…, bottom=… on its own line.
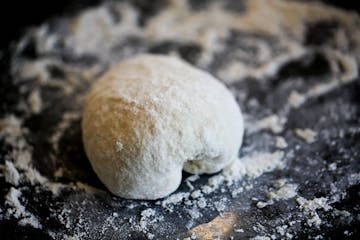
left=82, top=54, right=244, bottom=200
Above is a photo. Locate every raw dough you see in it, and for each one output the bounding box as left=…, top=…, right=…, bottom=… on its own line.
left=82, top=54, right=244, bottom=200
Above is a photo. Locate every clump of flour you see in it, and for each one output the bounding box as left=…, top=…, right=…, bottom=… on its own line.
left=256, top=179, right=298, bottom=208
left=5, top=187, right=42, bottom=229
left=294, top=129, right=317, bottom=144
left=296, top=197, right=332, bottom=228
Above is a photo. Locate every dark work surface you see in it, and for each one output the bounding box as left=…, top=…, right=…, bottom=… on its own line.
left=0, top=0, right=358, bottom=49
left=0, top=0, right=360, bottom=239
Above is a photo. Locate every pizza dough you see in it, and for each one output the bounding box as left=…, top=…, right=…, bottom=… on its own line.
left=81, top=54, right=244, bottom=200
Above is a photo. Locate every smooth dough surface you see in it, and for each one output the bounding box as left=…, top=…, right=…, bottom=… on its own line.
left=82, top=54, right=244, bottom=200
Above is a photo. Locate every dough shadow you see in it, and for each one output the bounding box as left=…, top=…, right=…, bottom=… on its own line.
left=56, top=118, right=107, bottom=190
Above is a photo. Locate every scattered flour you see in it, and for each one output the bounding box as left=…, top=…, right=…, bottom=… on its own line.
left=251, top=236, right=271, bottom=240
left=193, top=151, right=285, bottom=196
left=347, top=172, right=360, bottom=185
left=27, top=89, right=43, bottom=114
left=214, top=198, right=228, bottom=212
left=275, top=137, right=288, bottom=149
left=50, top=112, right=81, bottom=152
left=288, top=91, right=306, bottom=108
left=25, top=167, right=48, bottom=185
left=248, top=115, right=286, bottom=134
left=4, top=160, right=20, bottom=186
left=296, top=197, right=332, bottom=213
left=160, top=192, right=190, bottom=211
left=256, top=179, right=298, bottom=208
left=5, top=187, right=42, bottom=229
left=0, top=115, right=25, bottom=146
left=334, top=209, right=353, bottom=224
left=296, top=196, right=332, bottom=228
left=186, top=207, right=202, bottom=220
left=139, top=208, right=156, bottom=230
left=185, top=175, right=200, bottom=191
left=276, top=225, right=289, bottom=237
left=46, top=182, right=67, bottom=196
left=223, top=151, right=285, bottom=182
left=284, top=52, right=359, bottom=110
left=294, top=128, right=317, bottom=143
left=1, top=0, right=359, bottom=238
left=190, top=190, right=202, bottom=199
left=328, top=163, right=337, bottom=171
left=231, top=187, right=245, bottom=198
left=196, top=197, right=207, bottom=209
left=5, top=188, right=25, bottom=219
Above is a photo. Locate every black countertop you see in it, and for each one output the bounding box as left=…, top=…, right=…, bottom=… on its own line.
left=1, top=0, right=359, bottom=239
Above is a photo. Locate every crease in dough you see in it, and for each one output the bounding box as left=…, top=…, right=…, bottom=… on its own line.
left=82, top=54, right=244, bottom=200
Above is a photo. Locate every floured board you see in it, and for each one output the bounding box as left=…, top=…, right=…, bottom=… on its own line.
left=0, top=0, right=359, bottom=239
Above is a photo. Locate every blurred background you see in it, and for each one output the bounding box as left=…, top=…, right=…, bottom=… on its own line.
left=0, top=0, right=359, bottom=49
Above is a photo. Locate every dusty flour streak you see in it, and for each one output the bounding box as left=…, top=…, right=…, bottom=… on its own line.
left=285, top=51, right=358, bottom=110
left=149, top=150, right=285, bottom=210
left=60, top=0, right=360, bottom=81
left=4, top=161, right=21, bottom=186
left=247, top=115, right=286, bottom=134
left=50, top=112, right=81, bottom=152
left=5, top=187, right=42, bottom=229
left=70, top=3, right=140, bottom=56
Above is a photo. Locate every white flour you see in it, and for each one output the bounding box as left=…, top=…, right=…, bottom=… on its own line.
left=5, top=187, right=42, bottom=229
left=294, top=128, right=317, bottom=144
left=1, top=0, right=359, bottom=238
left=296, top=197, right=332, bottom=228
left=275, top=137, right=288, bottom=149
left=27, top=89, right=42, bottom=114
left=4, top=161, right=20, bottom=186
left=247, top=115, right=286, bottom=134
left=256, top=179, right=298, bottom=209
left=287, top=91, right=306, bottom=109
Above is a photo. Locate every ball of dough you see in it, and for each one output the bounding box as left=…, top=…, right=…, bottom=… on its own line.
left=82, top=54, right=244, bottom=200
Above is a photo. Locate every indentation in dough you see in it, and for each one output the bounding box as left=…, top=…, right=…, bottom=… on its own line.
left=82, top=54, right=244, bottom=199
